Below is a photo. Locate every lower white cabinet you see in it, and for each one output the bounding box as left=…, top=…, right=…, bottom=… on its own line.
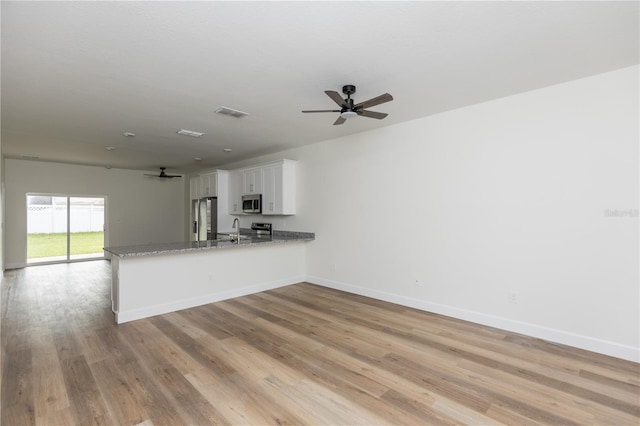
left=262, top=160, right=296, bottom=215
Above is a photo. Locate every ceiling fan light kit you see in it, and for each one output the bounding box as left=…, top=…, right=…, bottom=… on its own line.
left=302, top=84, right=393, bottom=125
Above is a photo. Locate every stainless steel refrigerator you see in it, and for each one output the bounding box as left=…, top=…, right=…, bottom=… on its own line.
left=192, top=197, right=217, bottom=241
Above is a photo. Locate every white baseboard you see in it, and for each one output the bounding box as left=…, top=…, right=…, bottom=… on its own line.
left=306, top=275, right=639, bottom=363
left=115, top=275, right=304, bottom=324
left=4, top=262, right=26, bottom=270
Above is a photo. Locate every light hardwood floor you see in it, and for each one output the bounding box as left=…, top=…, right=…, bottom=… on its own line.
left=1, top=261, right=639, bottom=425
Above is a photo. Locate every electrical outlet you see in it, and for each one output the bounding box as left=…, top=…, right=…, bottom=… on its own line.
left=508, top=292, right=518, bottom=304
left=415, top=279, right=421, bottom=285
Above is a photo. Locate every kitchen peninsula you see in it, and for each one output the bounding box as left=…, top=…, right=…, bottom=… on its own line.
left=104, top=230, right=314, bottom=323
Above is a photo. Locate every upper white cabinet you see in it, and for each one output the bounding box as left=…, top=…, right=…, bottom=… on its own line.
left=262, top=160, right=296, bottom=215
left=227, top=159, right=296, bottom=216
left=189, top=176, right=201, bottom=200
left=190, top=172, right=218, bottom=199
left=243, top=168, right=263, bottom=195
left=228, top=170, right=244, bottom=214
left=201, top=172, right=217, bottom=197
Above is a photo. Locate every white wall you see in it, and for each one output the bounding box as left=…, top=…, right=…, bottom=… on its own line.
left=222, top=66, right=639, bottom=361
left=1, top=153, right=4, bottom=272
left=0, top=4, right=3, bottom=272
left=4, top=160, right=185, bottom=268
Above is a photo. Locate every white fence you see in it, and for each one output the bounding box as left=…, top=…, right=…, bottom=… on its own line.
left=28, top=205, right=104, bottom=234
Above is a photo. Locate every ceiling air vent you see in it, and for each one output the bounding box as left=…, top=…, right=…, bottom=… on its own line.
left=215, top=106, right=249, bottom=118
left=177, top=129, right=205, bottom=137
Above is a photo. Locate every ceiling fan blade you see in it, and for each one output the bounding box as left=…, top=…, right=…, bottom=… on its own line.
left=358, top=110, right=388, bottom=120
left=333, top=116, right=346, bottom=126
left=325, top=91, right=347, bottom=107
left=145, top=174, right=181, bottom=178
left=145, top=167, right=182, bottom=178
left=354, top=93, right=393, bottom=110
left=302, top=109, right=341, bottom=113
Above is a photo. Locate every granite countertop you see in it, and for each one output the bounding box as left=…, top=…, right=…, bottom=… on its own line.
left=104, top=230, right=314, bottom=258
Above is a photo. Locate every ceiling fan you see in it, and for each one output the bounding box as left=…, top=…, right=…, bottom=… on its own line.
left=144, top=167, right=182, bottom=179
left=302, top=85, right=393, bottom=125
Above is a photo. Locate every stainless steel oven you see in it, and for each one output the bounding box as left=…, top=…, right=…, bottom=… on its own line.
left=242, top=194, right=262, bottom=214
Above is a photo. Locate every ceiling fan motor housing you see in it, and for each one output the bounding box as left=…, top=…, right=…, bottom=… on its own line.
left=343, top=98, right=355, bottom=110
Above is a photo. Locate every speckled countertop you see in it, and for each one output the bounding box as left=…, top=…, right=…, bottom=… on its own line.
left=104, top=230, right=314, bottom=258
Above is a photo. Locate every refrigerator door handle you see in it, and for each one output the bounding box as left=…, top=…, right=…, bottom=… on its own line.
left=193, top=220, right=198, bottom=234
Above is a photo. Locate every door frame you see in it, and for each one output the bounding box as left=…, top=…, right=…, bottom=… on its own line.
left=25, top=193, right=108, bottom=265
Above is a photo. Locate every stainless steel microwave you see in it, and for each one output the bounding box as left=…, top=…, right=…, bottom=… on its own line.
left=242, top=194, right=262, bottom=214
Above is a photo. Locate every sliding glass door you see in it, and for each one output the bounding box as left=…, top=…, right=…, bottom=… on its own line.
left=27, top=194, right=106, bottom=264
left=69, top=197, right=105, bottom=260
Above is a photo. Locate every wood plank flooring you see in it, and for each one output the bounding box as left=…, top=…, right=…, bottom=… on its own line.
left=2, top=261, right=639, bottom=425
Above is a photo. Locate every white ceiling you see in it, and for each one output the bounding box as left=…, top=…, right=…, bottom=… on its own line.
left=2, top=1, right=638, bottom=173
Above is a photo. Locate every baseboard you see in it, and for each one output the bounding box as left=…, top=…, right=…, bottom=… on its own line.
left=115, top=275, right=305, bottom=324
left=306, top=276, right=639, bottom=363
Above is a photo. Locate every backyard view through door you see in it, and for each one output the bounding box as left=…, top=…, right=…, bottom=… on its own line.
left=27, top=195, right=105, bottom=263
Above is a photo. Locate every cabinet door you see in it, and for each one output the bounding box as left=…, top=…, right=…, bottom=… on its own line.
left=228, top=171, right=244, bottom=214
left=189, top=177, right=201, bottom=200
left=262, top=161, right=295, bottom=215
left=279, top=161, right=295, bottom=214
left=243, top=168, right=263, bottom=194
left=262, top=165, right=277, bottom=214
left=202, top=172, right=217, bottom=197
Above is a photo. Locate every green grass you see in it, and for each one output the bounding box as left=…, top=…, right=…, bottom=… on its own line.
left=27, top=232, right=104, bottom=259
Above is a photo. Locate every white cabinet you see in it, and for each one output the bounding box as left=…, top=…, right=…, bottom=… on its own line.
left=190, top=172, right=218, bottom=199
left=243, top=168, right=263, bottom=195
left=228, top=171, right=244, bottom=215
left=262, top=160, right=296, bottom=215
left=227, top=159, right=296, bottom=216
left=189, top=176, right=201, bottom=200
left=201, top=172, right=217, bottom=197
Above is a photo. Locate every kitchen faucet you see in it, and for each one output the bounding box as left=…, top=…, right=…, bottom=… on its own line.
left=232, top=218, right=241, bottom=245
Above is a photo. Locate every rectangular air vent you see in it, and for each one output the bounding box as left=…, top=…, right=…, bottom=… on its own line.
left=215, top=106, right=249, bottom=118
left=177, top=129, right=205, bottom=137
